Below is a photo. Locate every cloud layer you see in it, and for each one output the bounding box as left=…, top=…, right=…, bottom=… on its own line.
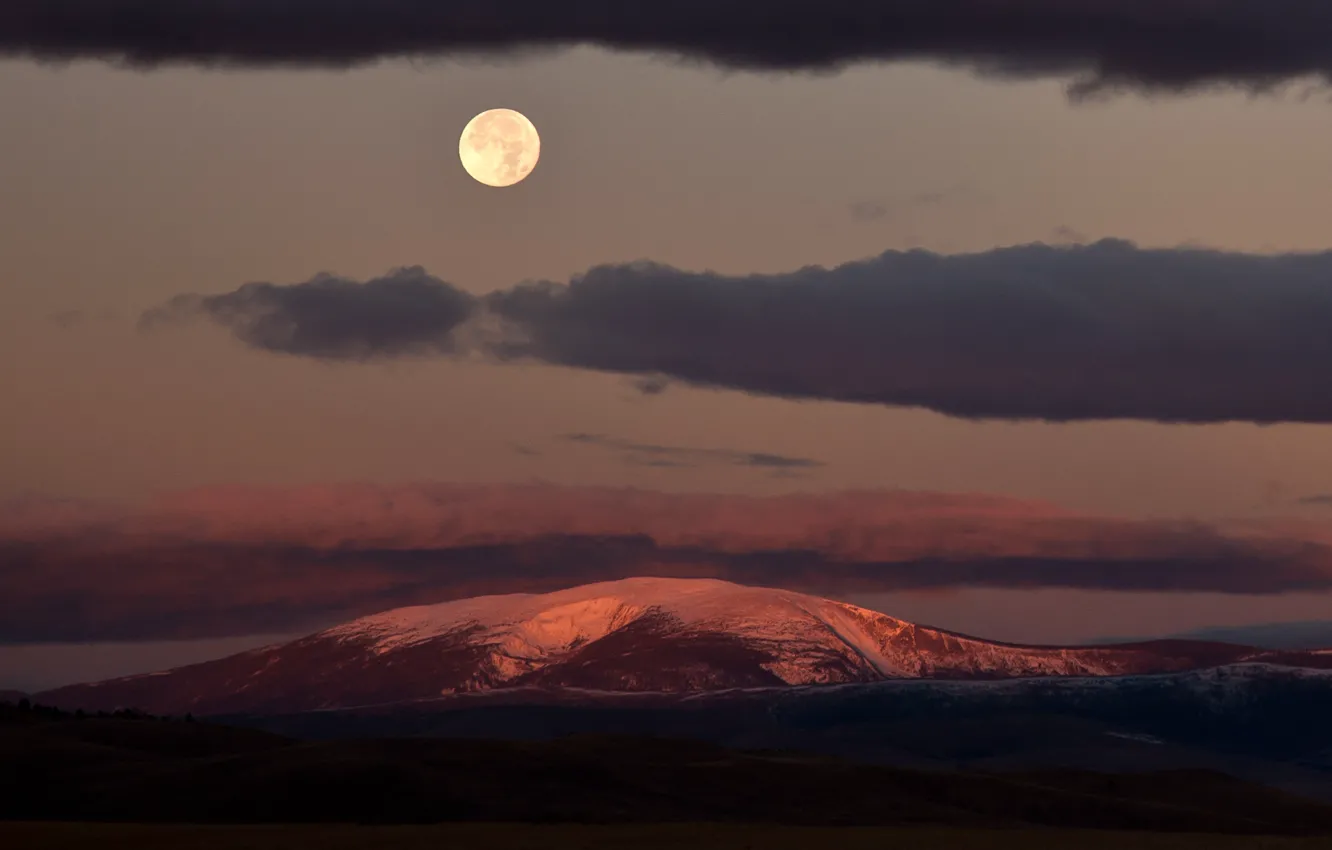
left=151, top=240, right=1332, bottom=424
left=5, top=1, right=1332, bottom=97
left=3, top=483, right=1331, bottom=643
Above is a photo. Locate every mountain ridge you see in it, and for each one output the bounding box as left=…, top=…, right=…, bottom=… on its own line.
left=38, top=578, right=1332, bottom=716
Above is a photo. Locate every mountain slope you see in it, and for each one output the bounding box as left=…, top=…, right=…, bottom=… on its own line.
left=38, top=578, right=1332, bottom=716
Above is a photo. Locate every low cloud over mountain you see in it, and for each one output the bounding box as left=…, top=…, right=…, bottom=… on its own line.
left=4, top=483, right=1332, bottom=643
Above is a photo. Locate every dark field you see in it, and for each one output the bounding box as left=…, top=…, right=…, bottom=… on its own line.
left=6, top=701, right=1332, bottom=840
left=6, top=823, right=1332, bottom=850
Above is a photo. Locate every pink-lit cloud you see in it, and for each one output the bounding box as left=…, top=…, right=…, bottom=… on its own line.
left=3, top=482, right=1330, bottom=643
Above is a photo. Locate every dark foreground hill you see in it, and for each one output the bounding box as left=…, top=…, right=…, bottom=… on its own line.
left=5, top=823, right=1332, bottom=850
left=3, top=701, right=1332, bottom=835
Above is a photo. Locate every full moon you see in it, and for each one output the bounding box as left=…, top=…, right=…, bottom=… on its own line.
left=459, top=108, right=541, bottom=188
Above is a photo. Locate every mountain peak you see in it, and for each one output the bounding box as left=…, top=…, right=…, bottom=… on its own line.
left=37, top=578, right=1332, bottom=717
left=324, top=576, right=897, bottom=653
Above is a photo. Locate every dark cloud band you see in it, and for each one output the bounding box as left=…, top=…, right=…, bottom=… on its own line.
left=3, top=484, right=1330, bottom=643
left=5, top=536, right=1330, bottom=643
left=150, top=240, right=1332, bottom=424
left=487, top=240, right=1332, bottom=423
left=6, top=1, right=1332, bottom=96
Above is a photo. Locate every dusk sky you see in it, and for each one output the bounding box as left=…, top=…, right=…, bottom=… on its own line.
left=4, top=2, right=1332, bottom=690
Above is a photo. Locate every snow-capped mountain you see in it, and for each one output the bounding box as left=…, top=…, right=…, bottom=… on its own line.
left=38, top=578, right=1332, bottom=716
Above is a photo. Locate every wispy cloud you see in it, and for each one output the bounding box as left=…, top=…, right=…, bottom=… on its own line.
left=849, top=185, right=986, bottom=223
left=631, top=375, right=671, bottom=396
left=848, top=201, right=891, bottom=223
left=47, top=308, right=118, bottom=329
left=563, top=433, right=824, bottom=472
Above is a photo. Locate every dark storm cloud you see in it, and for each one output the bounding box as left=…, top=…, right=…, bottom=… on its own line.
left=152, top=240, right=1332, bottom=423
left=6, top=1, right=1332, bottom=96
left=564, top=433, right=824, bottom=472
left=142, top=267, right=475, bottom=360
left=1299, top=495, right=1332, bottom=506
left=486, top=240, right=1332, bottom=424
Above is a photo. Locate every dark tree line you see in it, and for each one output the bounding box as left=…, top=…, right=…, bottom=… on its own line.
left=1, top=697, right=191, bottom=723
